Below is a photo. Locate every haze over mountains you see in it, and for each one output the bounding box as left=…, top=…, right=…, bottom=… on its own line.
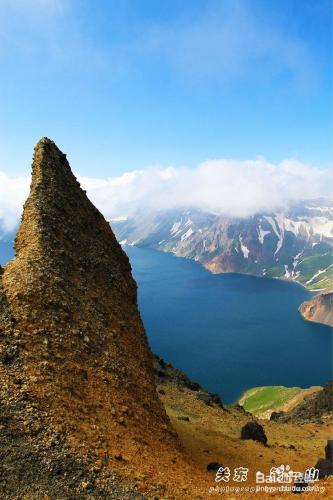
left=1, top=178, right=332, bottom=293
left=112, top=201, right=333, bottom=291
left=1, top=152, right=332, bottom=293
left=111, top=200, right=333, bottom=327
left=1, top=154, right=331, bottom=230
left=2, top=178, right=332, bottom=326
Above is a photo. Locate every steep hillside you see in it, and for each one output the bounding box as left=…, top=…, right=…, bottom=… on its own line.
left=299, top=292, right=333, bottom=327
left=154, top=357, right=333, bottom=498
left=0, top=138, right=213, bottom=498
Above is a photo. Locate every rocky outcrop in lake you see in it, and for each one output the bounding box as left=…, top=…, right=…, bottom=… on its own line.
left=299, top=292, right=333, bottom=327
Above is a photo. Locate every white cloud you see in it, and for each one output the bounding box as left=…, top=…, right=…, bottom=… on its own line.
left=79, top=158, right=331, bottom=219
left=0, top=172, right=29, bottom=232
left=0, top=157, right=331, bottom=233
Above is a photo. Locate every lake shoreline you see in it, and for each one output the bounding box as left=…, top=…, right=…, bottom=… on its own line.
left=124, top=243, right=333, bottom=328
left=125, top=245, right=332, bottom=404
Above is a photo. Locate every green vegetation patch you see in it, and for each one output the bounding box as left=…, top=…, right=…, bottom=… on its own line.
left=265, top=265, right=285, bottom=278
left=296, top=255, right=333, bottom=284
left=238, top=385, right=321, bottom=417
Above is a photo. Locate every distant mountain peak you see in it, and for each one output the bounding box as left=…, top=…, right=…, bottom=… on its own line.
left=113, top=204, right=333, bottom=293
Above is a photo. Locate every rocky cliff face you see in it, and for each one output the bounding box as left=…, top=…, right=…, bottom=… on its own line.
left=271, top=381, right=333, bottom=423
left=112, top=204, right=333, bottom=293
left=299, top=292, right=333, bottom=327
left=0, top=139, right=209, bottom=498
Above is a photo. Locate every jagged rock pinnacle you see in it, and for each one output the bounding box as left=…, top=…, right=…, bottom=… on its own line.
left=0, top=139, right=181, bottom=495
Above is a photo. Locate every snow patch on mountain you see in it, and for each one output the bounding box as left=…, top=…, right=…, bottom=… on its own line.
left=306, top=264, right=333, bottom=286
left=305, top=206, right=333, bottom=214
left=276, top=215, right=333, bottom=240
left=264, top=215, right=282, bottom=256
left=264, top=215, right=284, bottom=255
left=170, top=221, right=181, bottom=236
left=284, top=218, right=309, bottom=238
left=293, top=250, right=304, bottom=269
left=284, top=265, right=292, bottom=278
left=239, top=236, right=250, bottom=258
left=181, top=227, right=193, bottom=241
left=307, top=217, right=333, bottom=238
left=257, top=225, right=270, bottom=244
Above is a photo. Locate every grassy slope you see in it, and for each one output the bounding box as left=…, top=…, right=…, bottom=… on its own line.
left=238, top=385, right=322, bottom=419
left=157, top=380, right=333, bottom=498
left=296, top=255, right=333, bottom=291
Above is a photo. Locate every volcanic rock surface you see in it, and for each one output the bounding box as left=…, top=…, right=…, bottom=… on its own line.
left=299, top=292, right=333, bottom=327
left=0, top=138, right=207, bottom=498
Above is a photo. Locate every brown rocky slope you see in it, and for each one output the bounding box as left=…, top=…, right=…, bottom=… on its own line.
left=299, top=292, right=333, bottom=328
left=271, top=381, right=333, bottom=424
left=0, top=138, right=212, bottom=498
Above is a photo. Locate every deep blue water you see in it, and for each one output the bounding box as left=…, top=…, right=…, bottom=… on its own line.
left=1, top=240, right=332, bottom=403
left=125, top=245, right=332, bottom=404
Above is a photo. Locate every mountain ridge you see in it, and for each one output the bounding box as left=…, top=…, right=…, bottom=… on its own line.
left=112, top=204, right=333, bottom=326
left=112, top=204, right=333, bottom=290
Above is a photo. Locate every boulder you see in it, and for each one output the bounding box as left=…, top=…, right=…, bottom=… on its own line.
left=313, top=440, right=333, bottom=479
left=197, top=393, right=211, bottom=405
left=314, top=458, right=333, bottom=479
left=241, top=421, right=267, bottom=445
left=325, top=440, right=333, bottom=461
left=207, top=462, right=223, bottom=472
left=177, top=416, right=190, bottom=422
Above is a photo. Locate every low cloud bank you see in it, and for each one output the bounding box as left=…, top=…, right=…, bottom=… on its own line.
left=0, top=172, right=30, bottom=232
left=0, top=157, right=331, bottom=232
left=81, top=158, right=331, bottom=219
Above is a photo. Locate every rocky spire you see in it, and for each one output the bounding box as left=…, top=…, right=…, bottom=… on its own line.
left=0, top=138, right=186, bottom=495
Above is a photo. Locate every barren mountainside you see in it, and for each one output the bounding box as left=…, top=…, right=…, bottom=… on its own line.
left=299, top=292, right=333, bottom=327
left=271, top=381, right=333, bottom=423
left=112, top=206, right=333, bottom=292
left=113, top=207, right=333, bottom=326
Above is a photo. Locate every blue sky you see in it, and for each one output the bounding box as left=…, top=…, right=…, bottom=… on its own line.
left=0, top=0, right=331, bottom=177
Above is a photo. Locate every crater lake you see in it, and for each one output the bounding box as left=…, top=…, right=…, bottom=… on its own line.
left=125, top=245, right=332, bottom=403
